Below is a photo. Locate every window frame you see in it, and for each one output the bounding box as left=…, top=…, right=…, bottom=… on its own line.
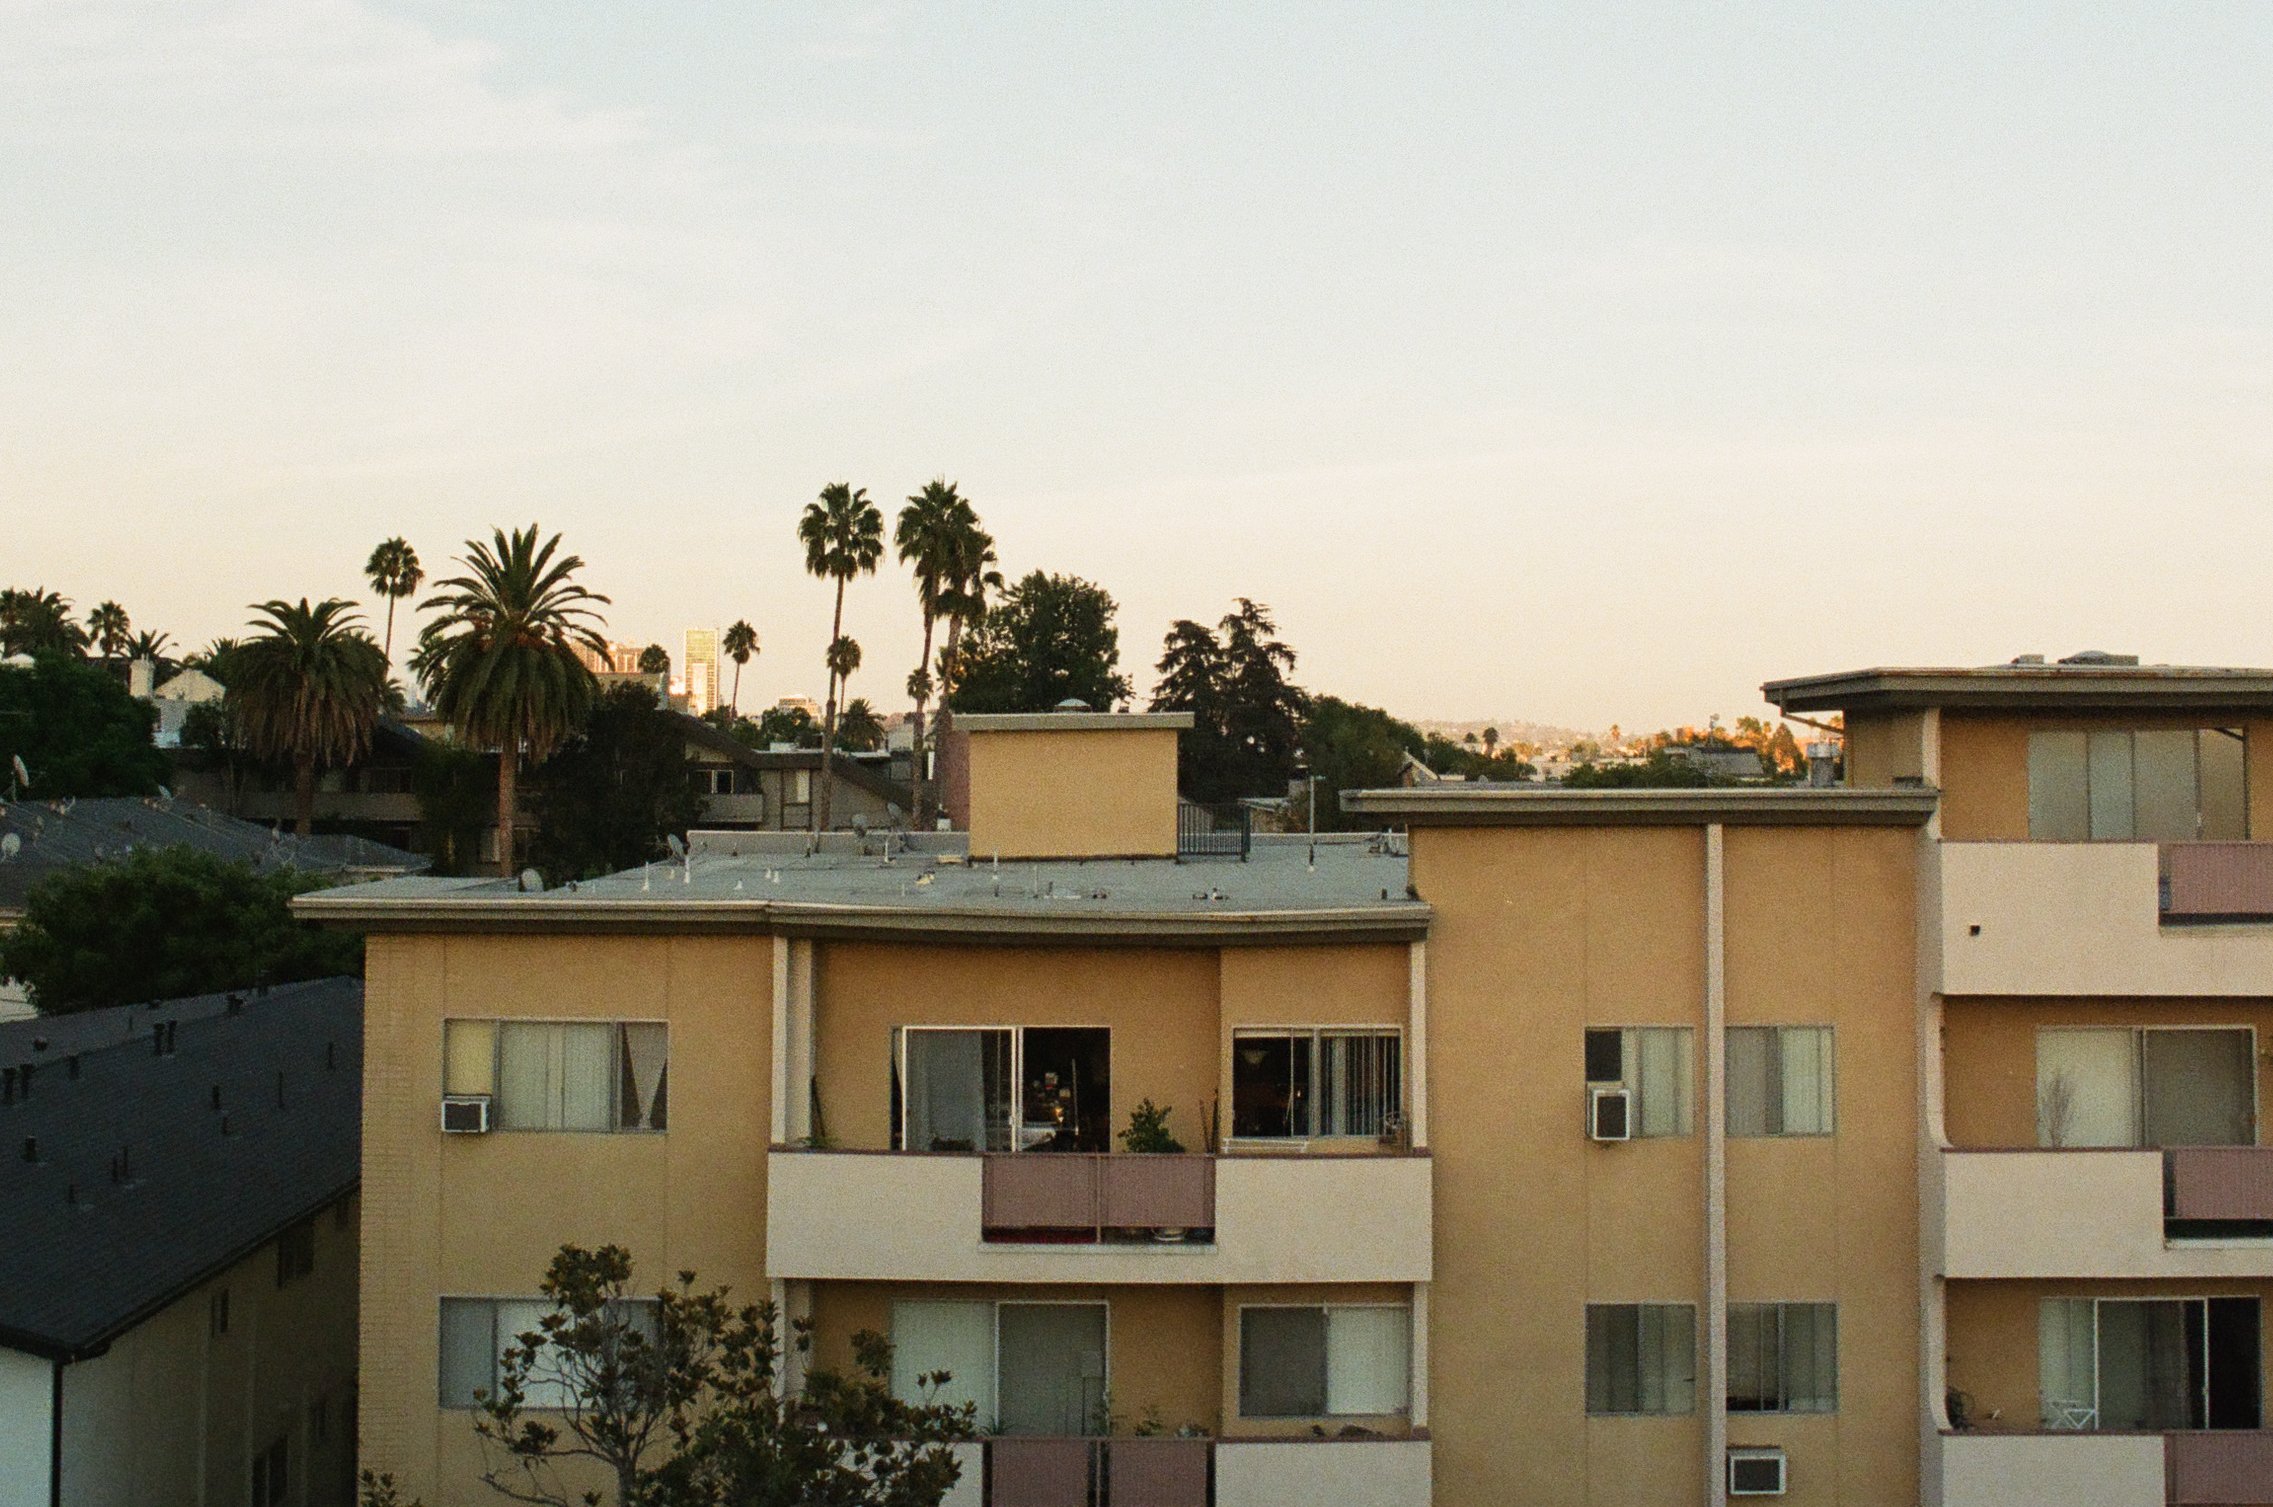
left=2034, top=1023, right=2259, bottom=1149
left=1233, top=1301, right=1414, bottom=1421
left=2026, top=726, right=2249, bottom=842
left=441, top=1017, right=670, bottom=1134
left=885, top=1297, right=1111, bottom=1434
left=1585, top=1302, right=1699, bottom=1417
left=438, top=1294, right=662, bottom=1411
left=1725, top=1026, right=1836, bottom=1139
left=891, top=1024, right=1113, bottom=1154
left=1228, top=1026, right=1405, bottom=1143
left=1725, top=1301, right=1839, bottom=1414
left=1583, top=1026, right=1695, bottom=1139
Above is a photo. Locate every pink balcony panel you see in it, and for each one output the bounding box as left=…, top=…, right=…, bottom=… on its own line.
left=1109, top=1437, right=1211, bottom=1507
left=2167, top=1148, right=2273, bottom=1222
left=2166, top=1430, right=2273, bottom=1505
left=982, top=1155, right=1099, bottom=1232
left=1102, top=1156, right=1215, bottom=1231
left=2163, top=843, right=2273, bottom=921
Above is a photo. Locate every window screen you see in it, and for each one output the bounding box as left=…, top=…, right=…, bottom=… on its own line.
left=1727, top=1027, right=1834, bottom=1137
left=890, top=1301, right=997, bottom=1421
left=1586, top=1303, right=1696, bottom=1415
left=1240, top=1307, right=1328, bottom=1417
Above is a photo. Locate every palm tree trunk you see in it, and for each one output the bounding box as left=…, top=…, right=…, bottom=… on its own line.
left=496, top=742, right=518, bottom=876
left=731, top=658, right=743, bottom=714
left=382, top=595, right=397, bottom=667
left=817, top=579, right=845, bottom=831
left=294, top=756, right=316, bottom=836
left=910, top=611, right=936, bottom=827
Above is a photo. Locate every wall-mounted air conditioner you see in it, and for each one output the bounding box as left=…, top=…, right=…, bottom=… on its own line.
left=1587, top=1086, right=1631, bottom=1142
left=441, top=1094, right=493, bottom=1134
left=1728, top=1447, right=1787, bottom=1496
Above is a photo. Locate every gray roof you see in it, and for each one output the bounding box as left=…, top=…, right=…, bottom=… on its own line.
left=1342, top=785, right=1941, bottom=827
left=1763, top=661, right=2273, bottom=715
left=0, top=978, right=362, bottom=1357
left=297, top=832, right=1425, bottom=943
left=0, top=796, right=427, bottom=913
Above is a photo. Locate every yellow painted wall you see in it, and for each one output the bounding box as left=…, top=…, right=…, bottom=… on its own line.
left=1414, top=822, right=1920, bottom=1507
left=1844, top=713, right=1928, bottom=789
left=1937, top=714, right=2273, bottom=842
left=964, top=728, right=1181, bottom=859
left=1942, top=997, right=2273, bottom=1148
left=360, top=933, right=772, bottom=1507
left=1945, top=1277, right=2273, bottom=1428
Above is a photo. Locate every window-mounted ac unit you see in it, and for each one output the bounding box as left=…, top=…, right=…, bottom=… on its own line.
left=1588, top=1086, right=1631, bottom=1142
left=441, top=1094, right=493, bottom=1134
left=1728, top=1447, right=1787, bottom=1496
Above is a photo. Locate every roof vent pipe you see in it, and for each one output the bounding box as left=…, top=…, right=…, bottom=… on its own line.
left=1806, top=742, right=1840, bottom=788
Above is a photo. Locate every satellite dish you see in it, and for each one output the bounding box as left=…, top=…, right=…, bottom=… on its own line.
left=666, top=833, right=687, bottom=859
left=157, top=785, right=173, bottom=802
left=1, top=833, right=19, bottom=860
left=10, top=755, right=28, bottom=788
left=518, top=868, right=543, bottom=893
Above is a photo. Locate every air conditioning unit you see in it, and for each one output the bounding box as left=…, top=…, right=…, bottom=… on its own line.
left=440, top=1095, right=493, bottom=1134
left=1728, top=1447, right=1787, bottom=1496
left=1588, top=1086, right=1631, bottom=1142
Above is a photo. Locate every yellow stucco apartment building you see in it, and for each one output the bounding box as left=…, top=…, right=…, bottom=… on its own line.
left=303, top=672, right=2273, bottom=1507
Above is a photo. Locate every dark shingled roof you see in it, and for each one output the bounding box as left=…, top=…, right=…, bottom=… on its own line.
left=0, top=977, right=362, bottom=1357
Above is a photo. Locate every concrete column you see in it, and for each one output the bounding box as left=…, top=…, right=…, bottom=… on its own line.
left=785, top=941, right=816, bottom=1143
left=1917, top=708, right=1951, bottom=1503
left=770, top=938, right=791, bottom=1146
left=1703, top=822, right=1728, bottom=1507
left=1406, top=941, right=1429, bottom=1149
left=1409, top=1281, right=1430, bottom=1428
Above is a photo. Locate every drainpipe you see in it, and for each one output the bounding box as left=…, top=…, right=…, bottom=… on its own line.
left=49, top=1358, right=63, bottom=1507
left=1704, top=823, right=1728, bottom=1507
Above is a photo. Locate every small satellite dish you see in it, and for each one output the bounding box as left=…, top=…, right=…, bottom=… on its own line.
left=0, top=833, right=19, bottom=860
left=157, top=785, right=173, bottom=802
left=9, top=754, right=28, bottom=788
left=666, top=833, right=687, bottom=859
left=518, top=868, right=543, bottom=893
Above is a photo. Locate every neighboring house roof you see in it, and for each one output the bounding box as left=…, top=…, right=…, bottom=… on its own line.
left=0, top=796, right=428, bottom=915
left=151, top=668, right=225, bottom=704
left=1763, top=658, right=2273, bottom=715
left=0, top=977, right=362, bottom=1358
left=673, top=715, right=910, bottom=811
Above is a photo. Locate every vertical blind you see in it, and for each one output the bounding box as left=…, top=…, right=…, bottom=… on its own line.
left=1586, top=1303, right=1696, bottom=1415
left=1726, top=1027, right=1834, bottom=1137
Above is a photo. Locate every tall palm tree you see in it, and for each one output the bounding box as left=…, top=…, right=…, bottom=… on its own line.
left=0, top=588, right=88, bottom=657
left=837, top=695, right=885, bottom=752
left=637, top=643, right=670, bottom=677
left=86, top=601, right=130, bottom=662
left=895, top=479, right=971, bottom=826
left=127, top=629, right=174, bottom=668
left=797, top=483, right=883, bottom=830
left=722, top=620, right=758, bottom=713
left=413, top=525, right=610, bottom=875
left=364, top=537, right=424, bottom=667
left=228, top=598, right=391, bottom=835
left=187, top=637, right=244, bottom=683
left=931, top=509, right=1003, bottom=761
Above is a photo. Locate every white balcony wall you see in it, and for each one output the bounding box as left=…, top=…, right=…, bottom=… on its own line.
left=764, top=1152, right=1432, bottom=1284
left=1939, top=1432, right=2163, bottom=1507
left=937, top=1443, right=984, bottom=1507
left=1942, top=1151, right=2273, bottom=1280
left=1940, top=842, right=2273, bottom=996
left=1215, top=1440, right=1431, bottom=1507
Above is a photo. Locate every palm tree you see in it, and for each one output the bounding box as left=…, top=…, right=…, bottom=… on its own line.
left=86, top=601, right=130, bottom=662
left=638, top=644, right=670, bottom=677
left=0, top=588, right=88, bottom=656
left=128, top=629, right=174, bottom=668
left=895, top=479, right=971, bottom=826
left=934, top=514, right=1003, bottom=707
left=722, top=620, right=758, bottom=712
left=796, top=483, right=884, bottom=830
left=837, top=696, right=885, bottom=753
left=228, top=599, right=391, bottom=835
left=365, top=538, right=424, bottom=668
left=413, top=525, right=610, bottom=875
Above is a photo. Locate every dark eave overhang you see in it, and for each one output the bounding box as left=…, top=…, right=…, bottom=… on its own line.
left=1763, top=667, right=2273, bottom=717
left=1342, top=786, right=1940, bottom=828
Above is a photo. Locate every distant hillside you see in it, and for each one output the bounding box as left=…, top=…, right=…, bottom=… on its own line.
left=1409, top=718, right=1598, bottom=749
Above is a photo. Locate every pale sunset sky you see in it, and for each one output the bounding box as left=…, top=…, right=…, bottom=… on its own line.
left=4, top=3, right=2268, bottom=730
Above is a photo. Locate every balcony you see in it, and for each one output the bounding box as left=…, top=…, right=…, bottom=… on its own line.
left=936, top=1437, right=1430, bottom=1507
left=1939, top=842, right=2273, bottom=996
left=1940, top=1431, right=2273, bottom=1507
left=766, top=1149, right=1431, bottom=1284
left=1942, top=1150, right=2273, bottom=1280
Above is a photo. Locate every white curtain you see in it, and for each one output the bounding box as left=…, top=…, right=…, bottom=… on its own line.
left=558, top=1024, right=613, bottom=1131
left=2036, top=1030, right=2137, bottom=1147
left=494, top=1299, right=573, bottom=1409
left=496, top=1023, right=554, bottom=1131
left=905, top=1030, right=987, bottom=1151
left=1633, top=1029, right=1694, bottom=1138
left=2038, top=1298, right=2096, bottom=1425
left=891, top=1301, right=996, bottom=1423
left=1781, top=1028, right=1833, bottom=1136
left=1325, top=1306, right=1411, bottom=1416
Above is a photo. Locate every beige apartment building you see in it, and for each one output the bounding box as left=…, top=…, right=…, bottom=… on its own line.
left=309, top=667, right=2273, bottom=1507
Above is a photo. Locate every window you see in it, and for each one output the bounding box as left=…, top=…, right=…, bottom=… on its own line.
left=788, top=770, right=812, bottom=805
left=889, top=1300, right=1108, bottom=1435
left=439, top=1297, right=659, bottom=1409
left=1727, top=1027, right=1835, bottom=1137
left=2040, top=1297, right=2263, bottom=1431
left=2027, top=729, right=2247, bottom=841
left=1586, top=1304, right=1696, bottom=1415
left=690, top=766, right=739, bottom=796
left=892, top=1026, right=1110, bottom=1153
left=210, top=1289, right=230, bottom=1338
left=443, top=1020, right=669, bottom=1132
left=2037, top=1027, right=2255, bottom=1147
left=250, top=1438, right=288, bottom=1507
left=1583, top=1028, right=1694, bottom=1138
left=1238, top=1305, right=1412, bottom=1418
left=275, top=1220, right=315, bottom=1288
left=1727, top=1303, right=1838, bottom=1413
left=1231, top=1029, right=1401, bottom=1139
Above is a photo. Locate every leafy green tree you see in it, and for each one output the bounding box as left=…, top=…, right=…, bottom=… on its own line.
left=0, top=652, right=170, bottom=797
left=638, top=644, right=671, bottom=677
left=1151, top=599, right=1308, bottom=803
left=797, top=483, right=885, bottom=831
left=461, top=1243, right=970, bottom=1507
left=1300, top=695, right=1423, bottom=831
left=835, top=697, right=885, bottom=753
left=227, top=599, right=392, bottom=836
left=0, top=588, right=89, bottom=657
left=529, top=684, right=704, bottom=882
left=86, top=601, right=131, bottom=662
left=0, top=848, right=361, bottom=1014
left=947, top=572, right=1132, bottom=715
left=413, top=740, right=497, bottom=876
left=751, top=704, right=818, bottom=749
left=1559, top=750, right=1713, bottom=788
left=365, top=537, right=425, bottom=667
left=413, top=526, right=611, bottom=876
left=721, top=621, right=758, bottom=713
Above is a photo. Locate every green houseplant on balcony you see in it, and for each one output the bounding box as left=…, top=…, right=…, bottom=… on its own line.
left=1118, top=1099, right=1186, bottom=1154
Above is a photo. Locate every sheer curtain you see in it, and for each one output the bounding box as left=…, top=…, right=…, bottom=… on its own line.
left=2038, top=1298, right=2097, bottom=1425
left=891, top=1301, right=996, bottom=1422
left=557, top=1024, right=613, bottom=1131
left=1780, top=1029, right=1832, bottom=1136
left=905, top=1030, right=986, bottom=1151
left=1326, top=1306, right=1411, bottom=1415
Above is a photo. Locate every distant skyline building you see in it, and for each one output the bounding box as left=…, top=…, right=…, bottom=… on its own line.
left=684, top=628, right=720, bottom=718
left=574, top=640, right=647, bottom=677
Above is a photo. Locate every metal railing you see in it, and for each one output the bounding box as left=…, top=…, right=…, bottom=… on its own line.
left=1176, top=800, right=1250, bottom=861
left=981, top=1153, right=1216, bottom=1243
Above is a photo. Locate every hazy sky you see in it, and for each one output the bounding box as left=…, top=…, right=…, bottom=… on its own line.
left=5, top=3, right=2269, bottom=730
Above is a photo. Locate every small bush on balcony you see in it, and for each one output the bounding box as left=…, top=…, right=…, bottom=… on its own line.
left=1118, top=1099, right=1186, bottom=1154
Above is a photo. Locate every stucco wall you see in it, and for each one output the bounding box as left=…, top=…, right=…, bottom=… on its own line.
left=1935, top=713, right=2273, bottom=842
left=963, top=728, right=1181, bottom=859
left=360, top=933, right=772, bottom=1507
left=0, top=1348, right=52, bottom=1507
left=1844, top=713, right=1929, bottom=790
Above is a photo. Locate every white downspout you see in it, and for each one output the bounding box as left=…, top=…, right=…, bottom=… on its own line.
left=1704, top=822, right=1729, bottom=1507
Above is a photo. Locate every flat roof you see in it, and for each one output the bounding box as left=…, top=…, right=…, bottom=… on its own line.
left=1341, top=785, right=1940, bottom=827
left=294, top=833, right=1424, bottom=944
left=951, top=712, right=1193, bottom=733
left=1763, top=663, right=2273, bottom=716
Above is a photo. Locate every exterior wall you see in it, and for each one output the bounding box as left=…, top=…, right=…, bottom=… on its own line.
left=1414, top=822, right=1920, bottom=1507
left=359, top=933, right=772, bottom=1507
left=1938, top=1431, right=2165, bottom=1507
left=962, top=728, right=1181, bottom=859
left=1942, top=996, right=2273, bottom=1148
left=58, top=1194, right=360, bottom=1507
left=1944, top=1276, right=2273, bottom=1428
left=1218, top=944, right=1411, bottom=1141
left=1844, top=712, right=1929, bottom=790
left=1941, top=1150, right=2273, bottom=1281
left=1933, top=713, right=2273, bottom=842
left=0, top=1348, right=52, bottom=1507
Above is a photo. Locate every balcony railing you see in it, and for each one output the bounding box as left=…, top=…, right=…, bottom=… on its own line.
left=953, top=1437, right=1432, bottom=1507
left=1941, top=1149, right=2273, bottom=1280
left=2167, top=1430, right=2273, bottom=1505
left=983, top=1437, right=1210, bottom=1507
left=983, top=1154, right=1215, bottom=1243
left=2162, top=843, right=2273, bottom=922
left=2166, top=1146, right=2273, bottom=1225
left=1176, top=800, right=1250, bottom=861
